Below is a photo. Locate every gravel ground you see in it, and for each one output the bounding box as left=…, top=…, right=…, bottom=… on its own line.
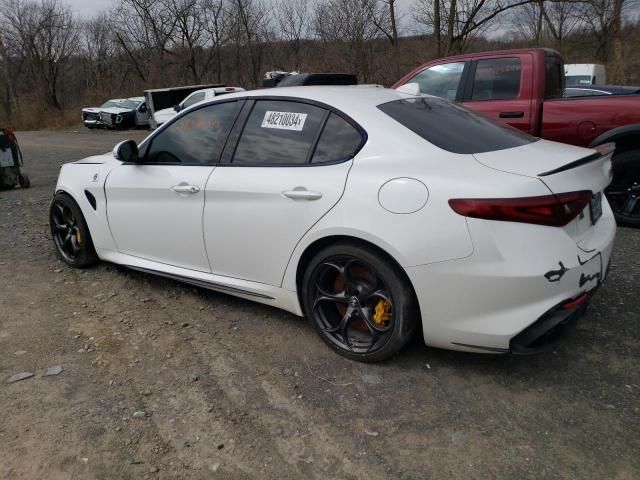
left=1, top=129, right=639, bottom=480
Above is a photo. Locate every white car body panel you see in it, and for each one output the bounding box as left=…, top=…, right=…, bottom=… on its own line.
left=204, top=161, right=352, bottom=285
left=105, top=164, right=215, bottom=272
left=54, top=86, right=617, bottom=354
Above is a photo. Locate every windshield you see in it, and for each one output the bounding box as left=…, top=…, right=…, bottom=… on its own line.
left=378, top=97, right=537, bottom=154
left=100, top=100, right=121, bottom=108
left=118, top=100, right=140, bottom=110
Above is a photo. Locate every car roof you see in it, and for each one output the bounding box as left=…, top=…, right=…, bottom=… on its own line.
left=201, top=86, right=408, bottom=119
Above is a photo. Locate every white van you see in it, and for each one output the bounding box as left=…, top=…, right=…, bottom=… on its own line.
left=565, top=64, right=607, bottom=86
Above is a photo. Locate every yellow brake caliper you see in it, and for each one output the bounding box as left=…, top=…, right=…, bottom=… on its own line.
left=373, top=299, right=392, bottom=326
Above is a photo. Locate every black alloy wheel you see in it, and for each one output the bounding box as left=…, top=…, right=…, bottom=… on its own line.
left=303, top=244, right=417, bottom=362
left=605, top=149, right=640, bottom=227
left=50, top=193, right=98, bottom=268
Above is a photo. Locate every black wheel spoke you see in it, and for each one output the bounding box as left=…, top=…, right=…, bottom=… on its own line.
left=314, top=283, right=349, bottom=304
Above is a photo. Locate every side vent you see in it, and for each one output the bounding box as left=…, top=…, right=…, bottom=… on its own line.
left=84, top=190, right=97, bottom=210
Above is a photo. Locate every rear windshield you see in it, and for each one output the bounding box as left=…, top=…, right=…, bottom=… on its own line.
left=378, top=97, right=537, bottom=154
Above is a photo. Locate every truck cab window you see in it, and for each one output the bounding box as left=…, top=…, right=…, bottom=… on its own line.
left=406, top=62, right=465, bottom=101
left=471, top=58, right=521, bottom=101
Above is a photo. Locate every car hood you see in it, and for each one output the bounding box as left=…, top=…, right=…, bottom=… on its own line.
left=82, top=107, right=102, bottom=113
left=73, top=153, right=112, bottom=165
left=101, top=107, right=133, bottom=114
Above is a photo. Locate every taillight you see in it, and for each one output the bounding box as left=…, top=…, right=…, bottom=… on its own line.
left=6, top=127, right=16, bottom=144
left=449, top=191, right=592, bottom=227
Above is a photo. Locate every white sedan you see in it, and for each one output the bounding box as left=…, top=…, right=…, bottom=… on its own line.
left=50, top=87, right=616, bottom=362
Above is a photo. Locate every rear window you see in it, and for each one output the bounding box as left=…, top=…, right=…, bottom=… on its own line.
left=378, top=97, right=537, bottom=154
left=545, top=55, right=565, bottom=99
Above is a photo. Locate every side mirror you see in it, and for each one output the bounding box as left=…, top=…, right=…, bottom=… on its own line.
left=174, top=104, right=182, bottom=112
left=113, top=140, right=139, bottom=163
left=396, top=83, right=421, bottom=95
left=139, top=104, right=147, bottom=113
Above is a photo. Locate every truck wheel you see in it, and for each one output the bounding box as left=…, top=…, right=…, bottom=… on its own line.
left=18, top=173, right=30, bottom=188
left=606, top=149, right=640, bottom=227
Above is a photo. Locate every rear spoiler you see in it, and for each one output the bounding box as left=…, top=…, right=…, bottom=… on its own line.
left=538, top=143, right=615, bottom=176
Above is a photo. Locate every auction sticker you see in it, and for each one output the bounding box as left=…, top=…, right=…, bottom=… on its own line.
left=262, top=111, right=307, bottom=131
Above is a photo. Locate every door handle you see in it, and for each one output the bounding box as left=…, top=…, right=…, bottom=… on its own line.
left=282, top=188, right=323, bottom=201
left=171, top=184, right=200, bottom=194
left=499, top=111, right=524, bottom=118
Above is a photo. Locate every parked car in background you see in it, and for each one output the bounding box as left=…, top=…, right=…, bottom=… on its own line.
left=153, top=86, right=245, bottom=128
left=145, top=84, right=231, bottom=129
left=564, top=85, right=640, bottom=97
left=394, top=48, right=640, bottom=226
left=50, top=86, right=615, bottom=361
left=82, top=99, right=126, bottom=129
left=98, top=97, right=150, bottom=129
left=565, top=64, right=606, bottom=86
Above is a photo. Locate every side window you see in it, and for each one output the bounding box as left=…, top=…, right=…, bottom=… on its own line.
left=471, top=58, right=521, bottom=101
left=233, top=100, right=325, bottom=165
left=545, top=56, right=564, bottom=99
left=406, top=62, right=465, bottom=100
left=146, top=101, right=241, bottom=164
left=312, top=113, right=363, bottom=163
left=182, top=92, right=206, bottom=109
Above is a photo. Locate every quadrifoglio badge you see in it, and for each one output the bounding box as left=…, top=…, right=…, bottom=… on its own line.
left=261, top=111, right=307, bottom=131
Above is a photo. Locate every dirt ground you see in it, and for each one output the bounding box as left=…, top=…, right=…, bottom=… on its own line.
left=1, top=129, right=639, bottom=480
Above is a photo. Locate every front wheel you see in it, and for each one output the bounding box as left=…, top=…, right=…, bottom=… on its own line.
left=302, top=243, right=418, bottom=362
left=605, top=149, right=640, bottom=227
left=50, top=193, right=99, bottom=268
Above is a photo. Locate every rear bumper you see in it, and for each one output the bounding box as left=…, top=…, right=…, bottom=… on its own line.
left=405, top=201, right=616, bottom=354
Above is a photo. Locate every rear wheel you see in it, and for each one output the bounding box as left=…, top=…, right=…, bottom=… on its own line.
left=606, top=149, right=640, bottom=227
left=302, top=243, right=418, bottom=362
left=50, top=193, right=99, bottom=268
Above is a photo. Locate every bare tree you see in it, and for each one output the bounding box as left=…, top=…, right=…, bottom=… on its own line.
left=82, top=13, right=118, bottom=95
left=415, top=0, right=536, bottom=55
left=314, top=0, right=381, bottom=80
left=228, top=0, right=271, bottom=87
left=275, top=0, right=310, bottom=70
left=112, top=0, right=178, bottom=83
left=1, top=0, right=79, bottom=109
left=202, top=0, right=231, bottom=83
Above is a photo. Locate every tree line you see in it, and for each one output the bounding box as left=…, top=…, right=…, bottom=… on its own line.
left=0, top=0, right=638, bottom=129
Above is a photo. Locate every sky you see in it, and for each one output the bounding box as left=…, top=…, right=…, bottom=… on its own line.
left=66, top=0, right=113, bottom=17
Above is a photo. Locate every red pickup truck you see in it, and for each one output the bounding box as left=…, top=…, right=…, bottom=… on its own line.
left=393, top=48, right=640, bottom=226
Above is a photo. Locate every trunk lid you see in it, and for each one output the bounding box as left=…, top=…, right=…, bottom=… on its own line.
left=472, top=139, right=612, bottom=195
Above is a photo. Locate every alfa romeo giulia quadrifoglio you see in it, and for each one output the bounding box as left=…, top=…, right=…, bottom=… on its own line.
left=50, top=86, right=616, bottom=362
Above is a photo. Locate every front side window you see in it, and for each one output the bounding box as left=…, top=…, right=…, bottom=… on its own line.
left=312, top=113, right=363, bottom=163
left=378, top=97, right=537, bottom=154
left=145, top=101, right=241, bottom=164
left=233, top=100, right=325, bottom=165
left=471, top=58, right=521, bottom=101
left=182, top=92, right=207, bottom=109
left=406, top=62, right=466, bottom=100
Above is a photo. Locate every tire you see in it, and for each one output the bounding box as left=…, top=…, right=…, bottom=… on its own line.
left=50, top=192, right=99, bottom=268
left=605, top=149, right=640, bottom=227
left=302, top=243, right=418, bottom=362
left=18, top=173, right=30, bottom=188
